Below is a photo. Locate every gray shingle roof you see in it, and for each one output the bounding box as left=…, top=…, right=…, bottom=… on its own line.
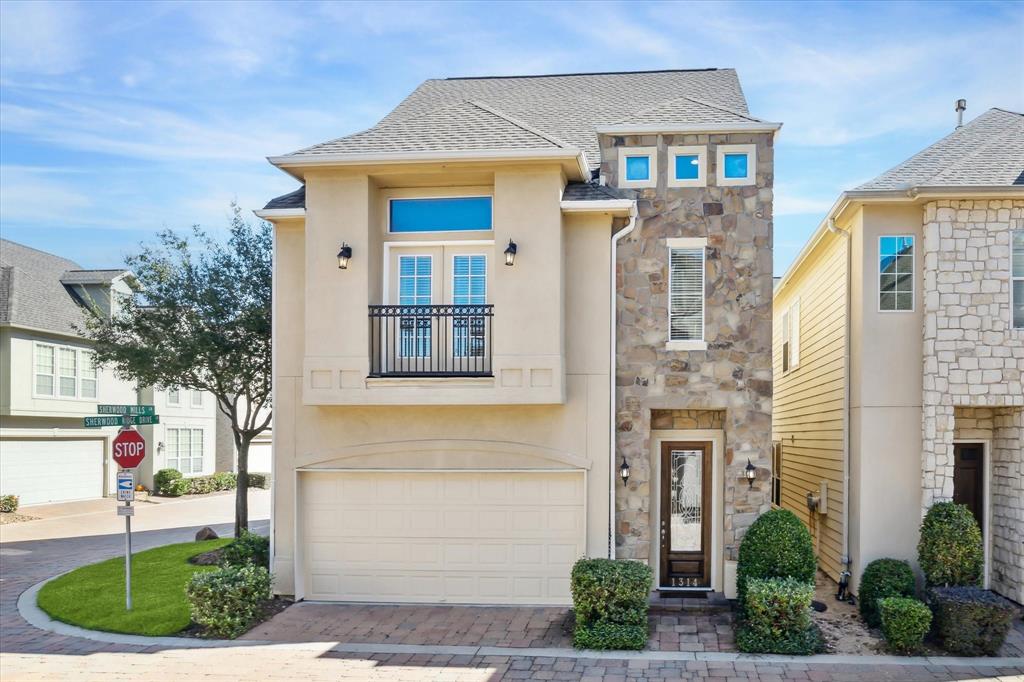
left=281, top=69, right=752, bottom=170
left=562, top=182, right=636, bottom=201
left=610, top=96, right=765, bottom=126
left=264, top=186, right=306, bottom=210
left=0, top=240, right=126, bottom=336
left=856, top=108, right=1024, bottom=191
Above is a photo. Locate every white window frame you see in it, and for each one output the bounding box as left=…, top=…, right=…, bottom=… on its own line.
left=451, top=253, right=488, bottom=358
left=716, top=144, right=757, bottom=187
left=667, top=145, right=707, bottom=188
left=781, top=298, right=800, bottom=373
left=878, top=235, right=916, bottom=313
left=666, top=237, right=707, bottom=351
left=1012, top=229, right=1023, bottom=329
left=166, top=427, right=204, bottom=475
left=397, top=253, right=434, bottom=358
left=167, top=388, right=180, bottom=406
left=386, top=195, right=494, bottom=234
left=618, top=147, right=657, bottom=188
left=190, top=390, right=203, bottom=408
left=31, top=342, right=97, bottom=400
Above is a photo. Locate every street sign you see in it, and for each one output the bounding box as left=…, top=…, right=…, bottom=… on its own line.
left=113, top=429, right=147, bottom=469
left=117, top=471, right=135, bottom=502
left=84, top=415, right=160, bottom=427
left=117, top=505, right=135, bottom=517
left=98, top=405, right=156, bottom=416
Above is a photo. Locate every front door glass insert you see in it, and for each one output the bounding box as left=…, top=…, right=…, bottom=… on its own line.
left=669, top=449, right=703, bottom=552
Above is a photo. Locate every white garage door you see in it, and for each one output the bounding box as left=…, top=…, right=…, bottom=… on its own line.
left=247, top=440, right=272, bottom=474
left=0, top=439, right=104, bottom=506
left=300, top=470, right=585, bottom=605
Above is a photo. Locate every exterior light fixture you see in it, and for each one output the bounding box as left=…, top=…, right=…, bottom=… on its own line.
left=744, top=458, right=757, bottom=489
left=337, top=243, right=353, bottom=269
left=619, top=456, right=630, bottom=485
left=504, top=239, right=517, bottom=266
left=157, top=441, right=165, bottom=454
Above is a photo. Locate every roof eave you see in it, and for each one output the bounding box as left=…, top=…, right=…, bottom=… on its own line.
left=268, top=148, right=591, bottom=181
left=254, top=208, right=306, bottom=221
left=595, top=122, right=783, bottom=135
left=560, top=199, right=636, bottom=217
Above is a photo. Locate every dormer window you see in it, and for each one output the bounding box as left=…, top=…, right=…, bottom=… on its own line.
left=717, top=144, right=756, bottom=186
left=618, top=147, right=657, bottom=188
left=668, top=146, right=706, bottom=188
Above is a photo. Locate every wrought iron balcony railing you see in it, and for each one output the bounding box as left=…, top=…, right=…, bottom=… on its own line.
left=368, top=304, right=494, bottom=378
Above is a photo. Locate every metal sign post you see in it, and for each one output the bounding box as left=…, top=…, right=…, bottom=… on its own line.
left=115, top=451, right=139, bottom=611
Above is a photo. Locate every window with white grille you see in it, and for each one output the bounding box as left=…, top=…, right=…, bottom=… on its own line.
left=166, top=428, right=204, bottom=474
left=669, top=245, right=705, bottom=342
left=781, top=299, right=800, bottom=373
left=33, top=343, right=96, bottom=399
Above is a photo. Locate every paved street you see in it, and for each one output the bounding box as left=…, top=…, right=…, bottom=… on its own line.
left=2, top=490, right=1022, bottom=681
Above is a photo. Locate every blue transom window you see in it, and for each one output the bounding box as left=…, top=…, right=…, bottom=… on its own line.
left=675, top=154, right=700, bottom=180
left=390, top=197, right=492, bottom=233
left=723, top=153, right=749, bottom=179
left=625, top=155, right=651, bottom=181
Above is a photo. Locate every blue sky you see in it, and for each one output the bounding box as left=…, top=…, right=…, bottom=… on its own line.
left=1, top=0, right=1022, bottom=275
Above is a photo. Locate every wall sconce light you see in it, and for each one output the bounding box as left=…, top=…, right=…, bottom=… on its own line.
left=337, top=243, right=353, bottom=269
left=619, top=456, right=630, bottom=485
left=744, top=458, right=757, bottom=489
left=157, top=441, right=165, bottom=454
left=504, top=239, right=517, bottom=266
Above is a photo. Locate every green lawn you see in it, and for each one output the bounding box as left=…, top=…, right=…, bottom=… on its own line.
left=38, top=539, right=232, bottom=636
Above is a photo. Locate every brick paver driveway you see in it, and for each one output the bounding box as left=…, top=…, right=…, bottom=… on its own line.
left=2, top=491, right=1022, bottom=681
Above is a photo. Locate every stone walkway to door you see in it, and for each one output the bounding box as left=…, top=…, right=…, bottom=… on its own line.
left=241, top=602, right=736, bottom=653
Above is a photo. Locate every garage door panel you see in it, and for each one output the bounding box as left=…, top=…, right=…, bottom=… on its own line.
left=0, top=440, right=104, bottom=505
left=300, top=471, right=584, bottom=604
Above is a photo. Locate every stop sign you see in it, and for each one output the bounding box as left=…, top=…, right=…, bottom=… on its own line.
left=112, top=429, right=146, bottom=469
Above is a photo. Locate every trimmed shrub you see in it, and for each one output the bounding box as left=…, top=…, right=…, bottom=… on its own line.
left=736, top=508, right=816, bottom=609
left=570, top=558, right=652, bottom=650
left=167, top=478, right=190, bottom=497
left=0, top=494, right=19, bottom=513
left=212, top=471, right=237, bottom=491
left=878, top=597, right=931, bottom=654
left=221, top=530, right=270, bottom=569
left=736, top=577, right=823, bottom=655
left=858, top=558, right=916, bottom=627
left=929, top=586, right=1018, bottom=656
left=186, top=563, right=272, bottom=638
left=154, top=469, right=183, bottom=496
left=187, top=476, right=218, bottom=495
left=246, top=472, right=270, bottom=490
left=917, top=502, right=983, bottom=587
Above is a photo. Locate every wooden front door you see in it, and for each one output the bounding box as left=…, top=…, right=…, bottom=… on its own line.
left=660, top=441, right=711, bottom=589
left=953, top=443, right=985, bottom=532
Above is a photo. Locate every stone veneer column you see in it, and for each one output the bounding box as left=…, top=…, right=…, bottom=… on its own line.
left=990, top=407, right=1023, bottom=604
left=920, top=199, right=1024, bottom=513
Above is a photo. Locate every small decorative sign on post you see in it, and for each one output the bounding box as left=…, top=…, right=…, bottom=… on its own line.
left=117, top=471, right=135, bottom=502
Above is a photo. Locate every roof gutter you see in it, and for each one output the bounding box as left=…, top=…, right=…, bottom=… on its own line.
left=560, top=199, right=635, bottom=215
left=595, top=122, right=782, bottom=136
left=268, top=148, right=592, bottom=182
left=253, top=208, right=306, bottom=220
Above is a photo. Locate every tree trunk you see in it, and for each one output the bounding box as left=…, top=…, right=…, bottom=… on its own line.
left=235, top=437, right=249, bottom=537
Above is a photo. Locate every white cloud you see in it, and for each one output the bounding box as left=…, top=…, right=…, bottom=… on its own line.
left=0, top=166, right=94, bottom=225
left=0, top=1, right=86, bottom=75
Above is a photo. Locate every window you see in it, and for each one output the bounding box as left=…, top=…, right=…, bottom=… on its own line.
left=167, top=388, right=180, bottom=406
left=617, top=147, right=657, bottom=188
left=716, top=144, right=756, bottom=186
left=781, top=299, right=800, bottom=373
left=389, top=197, right=492, bottom=233
left=399, top=255, right=432, bottom=357
left=191, top=390, right=203, bottom=408
left=879, top=236, right=914, bottom=311
left=166, top=428, right=203, bottom=474
left=452, top=254, right=487, bottom=357
left=668, top=239, right=706, bottom=347
left=668, top=146, right=706, bottom=188
left=1013, top=229, right=1023, bottom=329
left=33, top=343, right=96, bottom=399
left=771, top=442, right=782, bottom=507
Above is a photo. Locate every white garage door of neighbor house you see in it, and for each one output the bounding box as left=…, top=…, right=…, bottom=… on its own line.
left=300, top=470, right=585, bottom=605
left=247, top=441, right=272, bottom=474
left=0, top=440, right=104, bottom=506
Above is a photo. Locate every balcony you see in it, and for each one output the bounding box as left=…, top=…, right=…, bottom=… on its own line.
left=368, top=304, right=494, bottom=378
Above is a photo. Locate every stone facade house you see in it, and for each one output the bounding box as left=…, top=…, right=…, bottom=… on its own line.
left=257, top=68, right=779, bottom=604
left=772, top=107, right=1023, bottom=604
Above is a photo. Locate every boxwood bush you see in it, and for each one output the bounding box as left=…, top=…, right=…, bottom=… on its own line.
left=570, top=558, right=652, bottom=650
left=186, top=563, right=272, bottom=638
left=0, top=494, right=19, bottom=513
left=929, top=586, right=1018, bottom=656
left=736, top=508, right=816, bottom=610
left=212, top=471, right=237, bottom=490
left=917, top=502, right=983, bottom=587
left=221, top=530, right=270, bottom=569
left=246, top=472, right=271, bottom=490
left=736, top=577, right=823, bottom=655
left=154, top=468, right=184, bottom=496
left=878, top=597, right=931, bottom=654
left=858, top=558, right=916, bottom=627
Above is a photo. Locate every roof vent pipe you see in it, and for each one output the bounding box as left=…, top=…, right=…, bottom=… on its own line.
left=955, top=98, right=967, bottom=129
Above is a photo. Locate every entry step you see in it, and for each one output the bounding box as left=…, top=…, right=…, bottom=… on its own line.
left=648, top=591, right=732, bottom=614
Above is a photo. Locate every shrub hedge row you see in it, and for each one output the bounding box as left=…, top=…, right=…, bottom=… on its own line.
left=153, top=469, right=270, bottom=497
left=570, top=558, right=652, bottom=650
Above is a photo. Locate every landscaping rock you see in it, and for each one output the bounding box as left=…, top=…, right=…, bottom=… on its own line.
left=195, top=527, right=219, bottom=541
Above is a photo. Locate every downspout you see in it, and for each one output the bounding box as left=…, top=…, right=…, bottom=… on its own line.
left=827, top=216, right=853, bottom=578
left=609, top=203, right=639, bottom=559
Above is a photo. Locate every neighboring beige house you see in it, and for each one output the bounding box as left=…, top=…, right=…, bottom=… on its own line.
left=772, top=107, right=1023, bottom=604
left=257, top=68, right=778, bottom=604
left=215, top=402, right=273, bottom=474
left=0, top=239, right=222, bottom=502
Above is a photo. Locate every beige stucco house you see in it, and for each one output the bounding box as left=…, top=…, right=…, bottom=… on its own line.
left=258, top=68, right=779, bottom=605
left=0, top=239, right=223, bottom=502
left=772, top=107, right=1023, bottom=604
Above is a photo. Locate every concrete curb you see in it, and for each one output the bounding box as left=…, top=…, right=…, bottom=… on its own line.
left=17, top=575, right=1024, bottom=667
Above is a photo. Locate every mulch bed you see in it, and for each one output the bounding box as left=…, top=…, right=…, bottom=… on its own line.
left=177, top=597, right=292, bottom=639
